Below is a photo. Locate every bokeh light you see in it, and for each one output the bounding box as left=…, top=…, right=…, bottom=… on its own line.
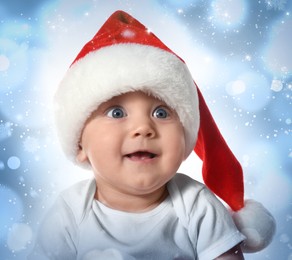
left=7, top=156, right=21, bottom=170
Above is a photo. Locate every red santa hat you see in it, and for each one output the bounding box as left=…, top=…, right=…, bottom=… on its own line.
left=54, top=10, right=275, bottom=252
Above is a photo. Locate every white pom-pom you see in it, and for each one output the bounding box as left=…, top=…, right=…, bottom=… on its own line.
left=231, top=199, right=276, bottom=253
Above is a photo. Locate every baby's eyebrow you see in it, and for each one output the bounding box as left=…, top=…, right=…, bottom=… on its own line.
left=96, top=100, right=119, bottom=111
left=88, top=102, right=113, bottom=118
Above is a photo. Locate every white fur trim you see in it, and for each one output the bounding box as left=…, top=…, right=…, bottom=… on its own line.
left=54, top=44, right=199, bottom=166
left=232, top=199, right=276, bottom=253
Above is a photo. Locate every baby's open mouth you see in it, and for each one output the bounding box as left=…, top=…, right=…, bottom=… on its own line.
left=125, top=151, right=157, bottom=160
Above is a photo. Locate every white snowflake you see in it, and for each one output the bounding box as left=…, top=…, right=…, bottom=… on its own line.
left=23, top=136, right=40, bottom=153
left=265, top=0, right=287, bottom=10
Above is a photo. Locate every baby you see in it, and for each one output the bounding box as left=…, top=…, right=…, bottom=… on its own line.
left=29, top=10, right=275, bottom=260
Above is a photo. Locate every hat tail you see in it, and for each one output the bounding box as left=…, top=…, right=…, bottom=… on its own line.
left=194, top=86, right=276, bottom=252
left=194, top=86, right=244, bottom=211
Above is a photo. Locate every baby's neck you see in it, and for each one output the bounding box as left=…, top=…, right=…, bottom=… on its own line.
left=94, top=184, right=169, bottom=213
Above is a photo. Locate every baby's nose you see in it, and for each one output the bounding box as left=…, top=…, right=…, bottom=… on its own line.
left=131, top=119, right=156, bottom=139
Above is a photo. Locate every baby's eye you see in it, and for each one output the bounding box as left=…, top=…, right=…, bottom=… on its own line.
left=153, top=107, right=169, bottom=119
left=106, top=107, right=127, bottom=118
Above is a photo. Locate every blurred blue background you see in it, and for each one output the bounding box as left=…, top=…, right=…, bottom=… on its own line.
left=0, top=0, right=291, bottom=259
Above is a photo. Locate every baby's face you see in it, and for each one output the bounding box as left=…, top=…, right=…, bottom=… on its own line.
left=77, top=91, right=185, bottom=197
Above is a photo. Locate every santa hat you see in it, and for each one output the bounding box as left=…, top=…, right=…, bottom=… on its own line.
left=54, top=10, right=275, bottom=252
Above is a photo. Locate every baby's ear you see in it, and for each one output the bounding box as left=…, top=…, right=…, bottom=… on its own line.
left=76, top=144, right=88, bottom=163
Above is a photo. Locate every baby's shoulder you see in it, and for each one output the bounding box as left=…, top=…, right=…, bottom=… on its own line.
left=60, top=178, right=96, bottom=200
left=169, top=173, right=217, bottom=212
left=55, top=178, right=96, bottom=223
left=171, top=173, right=206, bottom=195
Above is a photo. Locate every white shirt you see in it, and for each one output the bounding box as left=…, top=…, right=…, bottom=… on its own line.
left=28, top=174, right=245, bottom=260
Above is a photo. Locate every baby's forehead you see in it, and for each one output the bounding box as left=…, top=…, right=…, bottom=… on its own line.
left=98, top=90, right=168, bottom=107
